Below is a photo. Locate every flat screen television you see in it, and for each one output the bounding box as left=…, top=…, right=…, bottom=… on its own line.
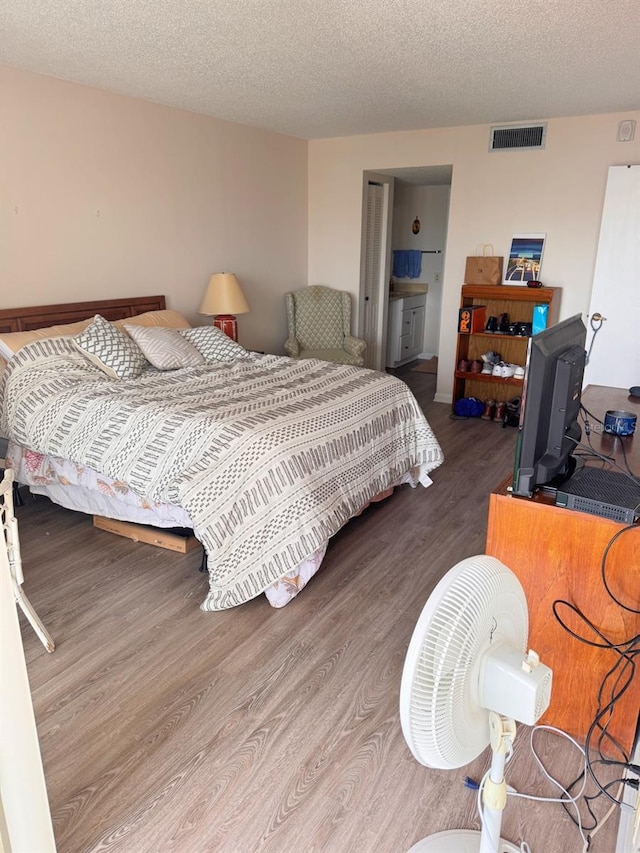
left=512, top=314, right=587, bottom=498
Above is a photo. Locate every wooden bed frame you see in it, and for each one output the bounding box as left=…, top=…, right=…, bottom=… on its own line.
left=0, top=295, right=166, bottom=333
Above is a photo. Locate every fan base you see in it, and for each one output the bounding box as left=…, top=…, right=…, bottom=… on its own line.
left=408, top=828, right=520, bottom=853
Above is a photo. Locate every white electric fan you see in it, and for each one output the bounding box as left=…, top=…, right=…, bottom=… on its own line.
left=400, top=555, right=553, bottom=853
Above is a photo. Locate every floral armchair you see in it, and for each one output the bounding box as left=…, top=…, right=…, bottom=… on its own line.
left=284, top=286, right=366, bottom=366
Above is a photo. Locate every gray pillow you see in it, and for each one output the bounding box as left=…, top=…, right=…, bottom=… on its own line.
left=180, top=326, right=248, bottom=363
left=73, top=315, right=147, bottom=379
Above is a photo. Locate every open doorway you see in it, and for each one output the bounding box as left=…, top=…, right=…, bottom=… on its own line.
left=358, top=165, right=452, bottom=380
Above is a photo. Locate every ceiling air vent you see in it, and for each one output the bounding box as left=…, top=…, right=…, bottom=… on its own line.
left=489, top=123, right=547, bottom=152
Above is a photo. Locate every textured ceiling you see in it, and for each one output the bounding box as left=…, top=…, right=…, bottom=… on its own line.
left=1, top=0, right=639, bottom=139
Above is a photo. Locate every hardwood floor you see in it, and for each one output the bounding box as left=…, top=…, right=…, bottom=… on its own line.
left=15, top=366, right=623, bottom=852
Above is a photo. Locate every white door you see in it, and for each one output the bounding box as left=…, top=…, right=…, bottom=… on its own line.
left=359, top=174, right=394, bottom=371
left=583, top=165, right=640, bottom=390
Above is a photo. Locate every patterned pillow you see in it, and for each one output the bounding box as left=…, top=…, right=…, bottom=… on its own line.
left=123, top=323, right=205, bottom=370
left=72, top=315, right=147, bottom=379
left=180, top=326, right=248, bottom=363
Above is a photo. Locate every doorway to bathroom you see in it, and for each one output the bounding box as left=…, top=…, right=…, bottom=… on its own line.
left=358, top=165, right=452, bottom=377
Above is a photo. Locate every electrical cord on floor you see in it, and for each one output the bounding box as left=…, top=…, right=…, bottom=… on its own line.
left=515, top=726, right=633, bottom=852
left=468, top=726, right=589, bottom=851
left=524, top=725, right=589, bottom=849
left=584, top=781, right=625, bottom=851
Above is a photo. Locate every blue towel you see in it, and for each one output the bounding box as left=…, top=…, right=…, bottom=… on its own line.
left=393, top=250, right=422, bottom=279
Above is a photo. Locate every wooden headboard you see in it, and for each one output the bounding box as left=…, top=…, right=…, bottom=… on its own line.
left=0, top=295, right=166, bottom=334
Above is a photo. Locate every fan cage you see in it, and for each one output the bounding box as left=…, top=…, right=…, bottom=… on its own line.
left=402, top=556, right=527, bottom=769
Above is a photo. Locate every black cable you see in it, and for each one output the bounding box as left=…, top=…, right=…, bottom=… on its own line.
left=618, top=434, right=638, bottom=479
left=550, top=518, right=640, bottom=808
left=579, top=406, right=608, bottom=460
left=585, top=675, right=637, bottom=805
left=600, top=525, right=640, bottom=613
left=558, top=768, right=599, bottom=832
left=566, top=434, right=640, bottom=485
left=580, top=403, right=605, bottom=427
left=581, top=402, right=639, bottom=479
left=548, top=618, right=636, bottom=807
left=552, top=600, right=639, bottom=650
left=568, top=775, right=633, bottom=832
left=582, top=636, right=636, bottom=793
left=589, top=649, right=637, bottom=766
left=577, top=404, right=639, bottom=481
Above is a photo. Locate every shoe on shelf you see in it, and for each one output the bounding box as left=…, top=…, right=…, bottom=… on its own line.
left=493, top=401, right=506, bottom=422
left=501, top=363, right=517, bottom=378
left=481, top=363, right=493, bottom=374
left=514, top=365, right=525, bottom=379
left=458, top=358, right=471, bottom=372
left=470, top=359, right=483, bottom=373
left=481, top=399, right=495, bottom=420
left=504, top=397, right=522, bottom=427
left=485, top=316, right=498, bottom=333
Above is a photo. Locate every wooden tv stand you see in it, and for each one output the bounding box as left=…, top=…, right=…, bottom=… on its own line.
left=486, top=385, right=640, bottom=755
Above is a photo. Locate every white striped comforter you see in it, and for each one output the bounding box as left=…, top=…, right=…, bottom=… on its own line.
left=2, top=338, right=444, bottom=609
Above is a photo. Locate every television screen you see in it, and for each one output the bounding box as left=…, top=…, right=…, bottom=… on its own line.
left=512, top=315, right=587, bottom=497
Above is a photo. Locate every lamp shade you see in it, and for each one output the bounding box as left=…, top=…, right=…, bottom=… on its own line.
left=199, top=273, right=250, bottom=316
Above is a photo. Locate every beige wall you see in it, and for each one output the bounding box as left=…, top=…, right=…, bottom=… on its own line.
left=309, top=113, right=640, bottom=401
left=0, top=65, right=308, bottom=354
left=2, top=64, right=638, bottom=387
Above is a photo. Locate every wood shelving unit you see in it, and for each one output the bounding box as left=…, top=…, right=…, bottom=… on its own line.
left=453, top=284, right=559, bottom=408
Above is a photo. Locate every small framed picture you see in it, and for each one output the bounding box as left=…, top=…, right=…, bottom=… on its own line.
left=504, top=233, right=546, bottom=283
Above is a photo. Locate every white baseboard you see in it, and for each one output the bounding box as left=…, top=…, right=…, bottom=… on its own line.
left=433, top=392, right=451, bottom=405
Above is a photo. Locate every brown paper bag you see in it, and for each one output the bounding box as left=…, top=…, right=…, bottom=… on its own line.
left=465, top=244, right=503, bottom=285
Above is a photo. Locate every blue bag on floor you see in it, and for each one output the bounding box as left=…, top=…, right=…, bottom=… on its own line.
left=454, top=397, right=485, bottom=417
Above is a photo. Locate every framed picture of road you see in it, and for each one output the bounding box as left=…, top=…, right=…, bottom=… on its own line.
left=504, top=233, right=546, bottom=283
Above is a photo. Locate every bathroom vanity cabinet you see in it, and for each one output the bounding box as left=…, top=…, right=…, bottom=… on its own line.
left=386, top=293, right=426, bottom=368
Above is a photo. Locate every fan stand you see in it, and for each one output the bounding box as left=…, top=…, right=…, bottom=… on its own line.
left=408, top=714, right=520, bottom=853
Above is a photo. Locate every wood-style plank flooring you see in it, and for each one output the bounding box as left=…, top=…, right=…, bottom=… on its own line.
left=15, top=365, right=623, bottom=852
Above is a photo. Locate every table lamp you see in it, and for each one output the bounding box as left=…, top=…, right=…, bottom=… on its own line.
left=198, top=273, right=250, bottom=341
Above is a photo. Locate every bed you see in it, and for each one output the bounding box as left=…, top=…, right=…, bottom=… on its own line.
left=0, top=296, right=444, bottom=610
